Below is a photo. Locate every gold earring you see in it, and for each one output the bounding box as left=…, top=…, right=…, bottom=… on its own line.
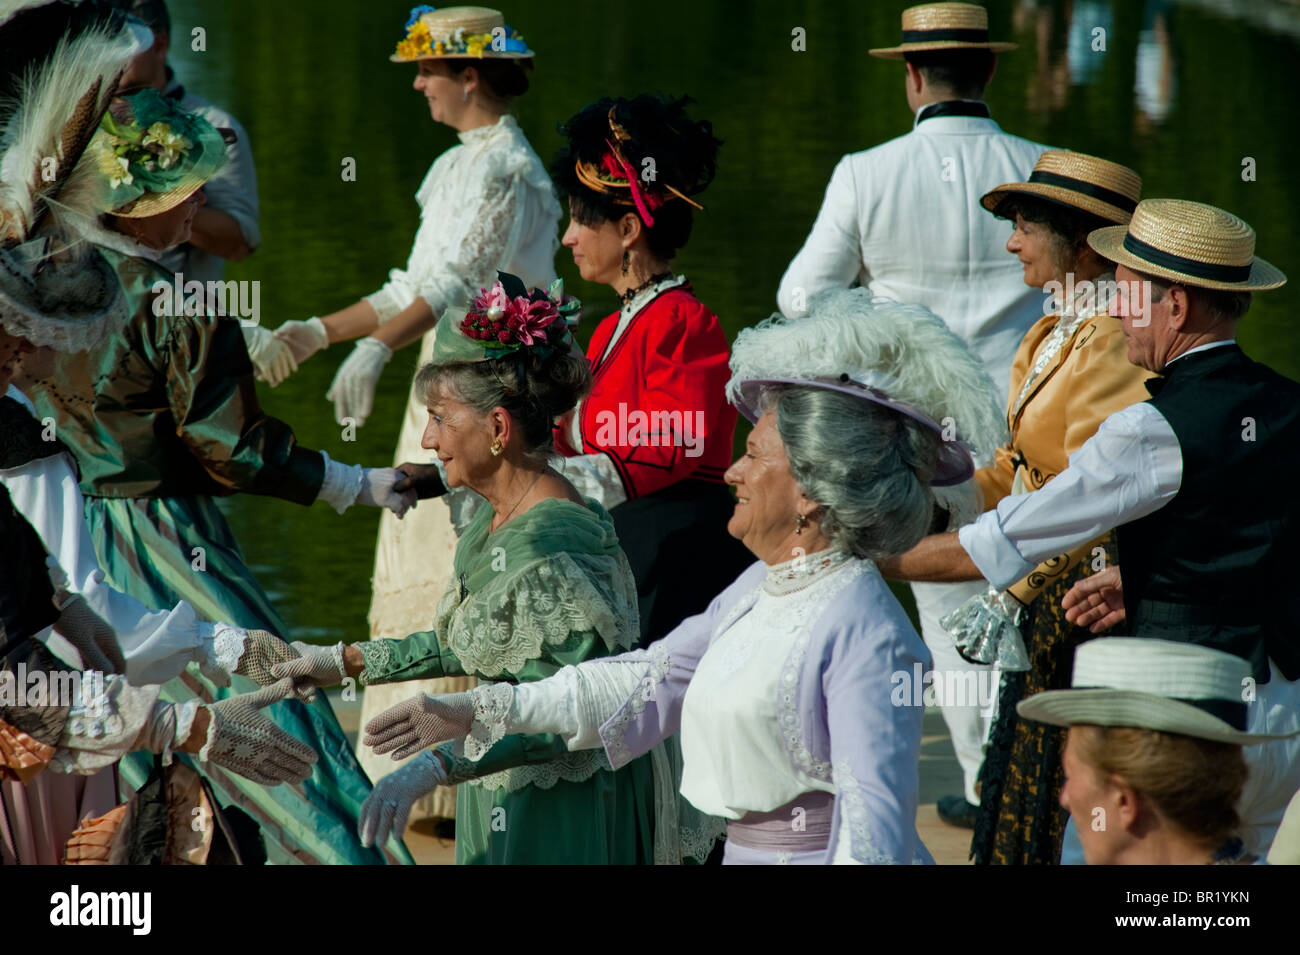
left=795, top=513, right=808, bottom=534
left=490, top=439, right=503, bottom=457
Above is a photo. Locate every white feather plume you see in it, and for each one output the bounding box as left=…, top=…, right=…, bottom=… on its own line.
left=727, top=288, right=1008, bottom=461
left=0, top=13, right=140, bottom=242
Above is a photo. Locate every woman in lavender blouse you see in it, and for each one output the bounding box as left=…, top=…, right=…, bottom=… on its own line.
left=332, top=290, right=1006, bottom=864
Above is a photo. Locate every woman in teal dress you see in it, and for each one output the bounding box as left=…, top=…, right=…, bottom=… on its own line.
left=280, top=276, right=719, bottom=863
left=25, top=91, right=415, bottom=864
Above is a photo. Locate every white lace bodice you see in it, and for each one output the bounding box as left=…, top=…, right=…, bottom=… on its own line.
left=364, top=114, right=561, bottom=323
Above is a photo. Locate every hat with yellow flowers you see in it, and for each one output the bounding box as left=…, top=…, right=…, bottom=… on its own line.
left=88, top=88, right=232, bottom=218
left=390, top=5, right=533, bottom=61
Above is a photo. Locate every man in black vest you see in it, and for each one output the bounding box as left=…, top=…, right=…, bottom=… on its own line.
left=883, top=198, right=1300, bottom=855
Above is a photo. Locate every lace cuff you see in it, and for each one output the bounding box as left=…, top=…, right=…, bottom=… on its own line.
left=357, top=639, right=395, bottom=686
left=316, top=451, right=365, bottom=515
left=941, top=587, right=1030, bottom=672
left=464, top=682, right=515, bottom=761
left=196, top=622, right=246, bottom=685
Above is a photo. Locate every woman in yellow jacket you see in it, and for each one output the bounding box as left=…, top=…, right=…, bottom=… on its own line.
left=881, top=151, right=1154, bottom=863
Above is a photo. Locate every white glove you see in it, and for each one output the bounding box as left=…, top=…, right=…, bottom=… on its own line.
left=241, top=324, right=298, bottom=386
left=357, top=467, right=417, bottom=518
left=326, top=337, right=391, bottom=426
left=52, top=595, right=126, bottom=675
left=198, top=680, right=319, bottom=786
left=358, top=750, right=447, bottom=848
left=272, top=316, right=330, bottom=364
left=270, top=641, right=349, bottom=701
left=363, top=691, right=474, bottom=761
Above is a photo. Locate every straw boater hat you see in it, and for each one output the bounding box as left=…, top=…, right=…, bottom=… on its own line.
left=1018, top=638, right=1300, bottom=746
left=1088, top=199, right=1287, bottom=292
left=869, top=2, right=1016, bottom=59
left=982, top=151, right=1141, bottom=226
left=390, top=5, right=533, bottom=62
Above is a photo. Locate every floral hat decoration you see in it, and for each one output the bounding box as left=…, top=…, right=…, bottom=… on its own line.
left=391, top=5, right=532, bottom=62
left=432, top=271, right=580, bottom=364
left=87, top=88, right=232, bottom=218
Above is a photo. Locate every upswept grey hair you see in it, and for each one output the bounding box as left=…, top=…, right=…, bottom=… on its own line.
left=762, top=385, right=941, bottom=560
left=415, top=348, right=590, bottom=466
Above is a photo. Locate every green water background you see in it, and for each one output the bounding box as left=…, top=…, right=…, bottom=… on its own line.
left=166, top=0, right=1300, bottom=641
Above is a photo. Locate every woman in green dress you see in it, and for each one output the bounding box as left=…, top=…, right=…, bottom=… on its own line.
left=279, top=275, right=719, bottom=863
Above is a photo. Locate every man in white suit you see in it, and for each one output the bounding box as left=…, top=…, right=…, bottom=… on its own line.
left=778, top=2, right=1050, bottom=830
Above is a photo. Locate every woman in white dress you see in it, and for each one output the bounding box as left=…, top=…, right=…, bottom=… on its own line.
left=270, top=6, right=558, bottom=821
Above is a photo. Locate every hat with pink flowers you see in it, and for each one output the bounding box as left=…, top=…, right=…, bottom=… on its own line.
left=432, top=271, right=580, bottom=363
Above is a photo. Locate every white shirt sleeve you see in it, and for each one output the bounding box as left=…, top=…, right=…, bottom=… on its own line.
left=0, top=393, right=212, bottom=686
left=957, top=402, right=1183, bottom=589
left=510, top=660, right=648, bottom=751
left=553, top=452, right=629, bottom=510
left=777, top=155, right=864, bottom=318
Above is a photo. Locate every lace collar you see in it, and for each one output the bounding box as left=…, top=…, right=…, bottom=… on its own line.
left=762, top=548, right=855, bottom=596
left=620, top=273, right=687, bottom=321
left=458, top=113, right=518, bottom=146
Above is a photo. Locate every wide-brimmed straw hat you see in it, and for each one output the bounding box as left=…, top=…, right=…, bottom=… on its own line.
left=1088, top=199, right=1287, bottom=292
left=390, top=5, right=532, bottom=62
left=869, top=3, right=1016, bottom=59
left=982, top=150, right=1141, bottom=225
left=1018, top=638, right=1299, bottom=746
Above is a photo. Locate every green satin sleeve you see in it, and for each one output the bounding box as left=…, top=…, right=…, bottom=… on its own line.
left=160, top=310, right=324, bottom=504
left=436, top=734, right=571, bottom=782
left=358, top=629, right=468, bottom=684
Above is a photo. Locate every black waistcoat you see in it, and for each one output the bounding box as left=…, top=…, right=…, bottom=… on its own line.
left=1118, top=344, right=1300, bottom=682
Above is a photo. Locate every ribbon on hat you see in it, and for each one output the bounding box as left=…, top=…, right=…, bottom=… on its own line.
left=572, top=107, right=705, bottom=228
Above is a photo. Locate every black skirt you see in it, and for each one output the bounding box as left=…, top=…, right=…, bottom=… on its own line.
left=610, top=479, right=754, bottom=649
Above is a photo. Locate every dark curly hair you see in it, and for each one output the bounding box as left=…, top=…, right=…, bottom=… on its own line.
left=993, top=193, right=1112, bottom=276
left=551, top=94, right=722, bottom=261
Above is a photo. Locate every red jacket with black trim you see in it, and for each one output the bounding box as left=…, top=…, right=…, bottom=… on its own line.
left=554, top=286, right=736, bottom=500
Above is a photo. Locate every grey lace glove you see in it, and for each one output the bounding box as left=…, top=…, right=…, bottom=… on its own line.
left=358, top=750, right=447, bottom=848
left=198, top=679, right=318, bottom=785
left=364, top=691, right=475, bottom=761
left=270, top=641, right=348, bottom=701
left=52, top=594, right=126, bottom=675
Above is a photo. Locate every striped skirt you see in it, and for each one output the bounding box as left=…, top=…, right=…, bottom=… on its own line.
left=85, top=493, right=412, bottom=865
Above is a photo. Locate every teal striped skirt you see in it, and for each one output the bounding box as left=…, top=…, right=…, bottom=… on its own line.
left=86, top=493, right=413, bottom=865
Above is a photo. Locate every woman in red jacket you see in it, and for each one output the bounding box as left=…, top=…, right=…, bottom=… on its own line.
left=551, top=94, right=751, bottom=648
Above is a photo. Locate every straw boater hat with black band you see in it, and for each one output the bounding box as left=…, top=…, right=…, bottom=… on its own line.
left=982, top=150, right=1142, bottom=226
left=1018, top=638, right=1299, bottom=746
left=869, top=2, right=1016, bottom=59
left=1087, top=199, right=1287, bottom=292
left=390, top=5, right=533, bottom=62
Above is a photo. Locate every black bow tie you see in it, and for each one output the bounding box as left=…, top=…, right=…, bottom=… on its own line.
left=1145, top=376, right=1166, bottom=397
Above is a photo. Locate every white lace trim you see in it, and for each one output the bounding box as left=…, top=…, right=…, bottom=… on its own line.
left=776, top=561, right=871, bottom=782
left=369, top=113, right=559, bottom=323
left=600, top=641, right=674, bottom=769
left=763, top=548, right=852, bottom=596
left=833, top=757, right=896, bottom=864
left=463, top=681, right=515, bottom=761
left=210, top=624, right=248, bottom=675
left=433, top=551, right=639, bottom=677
